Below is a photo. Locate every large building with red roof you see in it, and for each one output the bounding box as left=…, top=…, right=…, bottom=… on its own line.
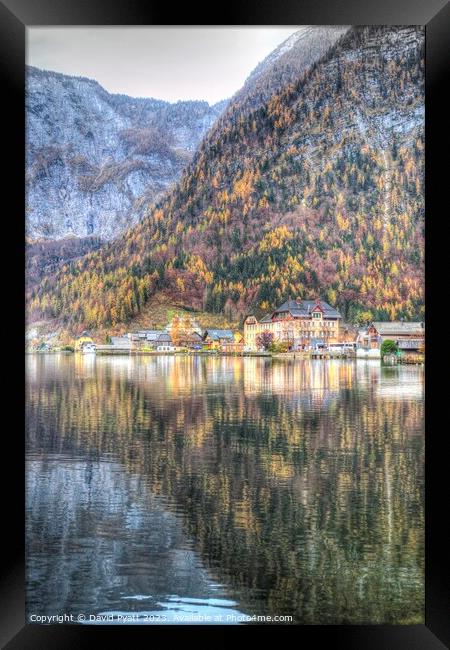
left=244, top=298, right=342, bottom=350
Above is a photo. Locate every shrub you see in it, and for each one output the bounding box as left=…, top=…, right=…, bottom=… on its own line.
left=381, top=339, right=398, bottom=355
left=268, top=340, right=290, bottom=353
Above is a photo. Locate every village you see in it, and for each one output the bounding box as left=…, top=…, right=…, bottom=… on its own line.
left=29, top=297, right=425, bottom=364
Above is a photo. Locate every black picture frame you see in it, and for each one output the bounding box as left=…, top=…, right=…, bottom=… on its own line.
left=1, top=0, right=448, bottom=647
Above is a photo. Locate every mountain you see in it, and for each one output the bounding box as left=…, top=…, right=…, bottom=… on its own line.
left=231, top=26, right=349, bottom=113
left=26, top=66, right=225, bottom=241
left=29, top=26, right=424, bottom=331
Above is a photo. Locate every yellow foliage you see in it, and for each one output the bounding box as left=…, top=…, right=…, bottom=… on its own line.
left=336, top=212, right=350, bottom=231
left=258, top=226, right=294, bottom=253
left=232, top=169, right=257, bottom=201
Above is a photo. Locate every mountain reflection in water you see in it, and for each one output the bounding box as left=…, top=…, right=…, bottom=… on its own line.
left=26, top=355, right=424, bottom=624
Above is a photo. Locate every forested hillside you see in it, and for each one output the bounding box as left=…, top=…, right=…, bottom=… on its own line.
left=26, top=236, right=103, bottom=293
left=29, top=26, right=424, bottom=330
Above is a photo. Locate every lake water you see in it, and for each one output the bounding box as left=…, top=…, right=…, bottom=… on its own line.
left=26, top=354, right=424, bottom=624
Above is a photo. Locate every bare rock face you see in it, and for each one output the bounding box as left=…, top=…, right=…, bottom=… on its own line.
left=236, top=26, right=350, bottom=111
left=26, top=66, right=226, bottom=241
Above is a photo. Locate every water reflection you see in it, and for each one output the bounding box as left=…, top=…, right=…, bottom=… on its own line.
left=26, top=355, right=424, bottom=624
left=26, top=455, right=245, bottom=623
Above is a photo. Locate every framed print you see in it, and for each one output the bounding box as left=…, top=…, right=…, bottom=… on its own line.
left=1, top=0, right=448, bottom=647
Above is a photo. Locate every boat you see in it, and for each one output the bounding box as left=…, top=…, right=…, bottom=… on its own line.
left=82, top=343, right=97, bottom=354
left=356, top=347, right=380, bottom=359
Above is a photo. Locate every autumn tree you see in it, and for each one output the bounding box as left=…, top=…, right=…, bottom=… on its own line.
left=256, top=331, right=275, bottom=350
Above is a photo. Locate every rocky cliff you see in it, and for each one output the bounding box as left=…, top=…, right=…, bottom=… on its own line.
left=26, top=66, right=225, bottom=240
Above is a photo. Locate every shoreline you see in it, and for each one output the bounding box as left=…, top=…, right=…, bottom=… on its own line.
left=26, top=350, right=424, bottom=364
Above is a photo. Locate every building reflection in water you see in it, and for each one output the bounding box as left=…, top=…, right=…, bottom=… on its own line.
left=26, top=355, right=424, bottom=624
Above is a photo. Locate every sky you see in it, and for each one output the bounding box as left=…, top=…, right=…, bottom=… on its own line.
left=26, top=27, right=300, bottom=105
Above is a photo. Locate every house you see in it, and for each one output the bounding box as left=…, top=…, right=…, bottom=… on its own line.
left=361, top=321, right=425, bottom=351
left=144, top=330, right=164, bottom=343
left=165, top=315, right=204, bottom=348
left=173, top=331, right=203, bottom=350
left=244, top=298, right=342, bottom=351
left=339, top=323, right=359, bottom=345
left=155, top=332, right=174, bottom=346
left=356, top=329, right=371, bottom=349
left=219, top=331, right=244, bottom=353
left=128, top=330, right=157, bottom=342
left=127, top=330, right=176, bottom=349
left=156, top=343, right=177, bottom=352
left=203, top=329, right=234, bottom=350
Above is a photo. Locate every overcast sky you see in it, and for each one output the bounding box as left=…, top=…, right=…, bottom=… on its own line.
left=26, top=27, right=300, bottom=104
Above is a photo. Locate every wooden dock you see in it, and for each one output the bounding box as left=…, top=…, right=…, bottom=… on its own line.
left=272, top=351, right=356, bottom=360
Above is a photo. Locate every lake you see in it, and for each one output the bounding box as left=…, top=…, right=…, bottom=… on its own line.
left=26, top=354, right=424, bottom=624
